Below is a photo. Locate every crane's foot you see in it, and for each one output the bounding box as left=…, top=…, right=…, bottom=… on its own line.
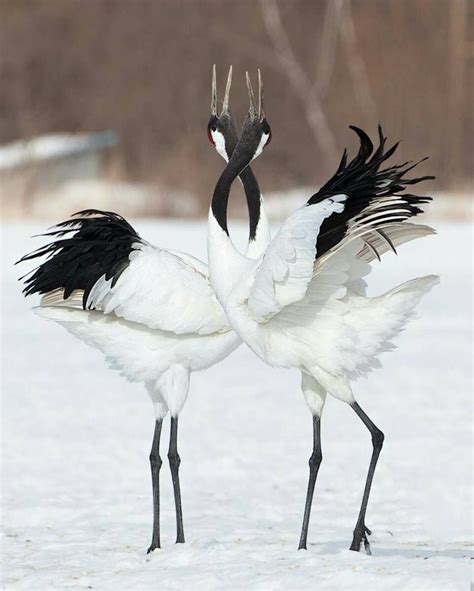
left=147, top=541, right=160, bottom=554
left=349, top=524, right=372, bottom=555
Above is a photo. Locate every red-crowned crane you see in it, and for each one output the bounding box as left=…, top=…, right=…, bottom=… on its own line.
left=206, top=70, right=438, bottom=554
left=17, top=66, right=271, bottom=553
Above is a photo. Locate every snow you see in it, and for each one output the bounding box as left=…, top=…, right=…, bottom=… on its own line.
left=28, top=179, right=200, bottom=220
left=2, top=219, right=472, bottom=590
left=0, top=131, right=117, bottom=170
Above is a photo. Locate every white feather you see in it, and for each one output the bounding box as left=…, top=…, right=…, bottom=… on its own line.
left=247, top=196, right=347, bottom=321
left=34, top=306, right=241, bottom=418
left=211, top=194, right=438, bottom=406
left=83, top=242, right=230, bottom=335
left=211, top=129, right=227, bottom=161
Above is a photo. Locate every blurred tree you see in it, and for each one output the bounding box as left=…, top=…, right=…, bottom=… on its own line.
left=0, top=0, right=471, bottom=211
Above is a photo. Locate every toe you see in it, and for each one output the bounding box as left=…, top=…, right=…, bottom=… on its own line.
left=147, top=544, right=160, bottom=554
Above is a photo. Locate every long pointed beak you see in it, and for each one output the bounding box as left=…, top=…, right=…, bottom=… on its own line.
left=211, top=64, right=217, bottom=116
left=221, top=65, right=233, bottom=114
left=246, top=71, right=257, bottom=119
left=258, top=68, right=265, bottom=121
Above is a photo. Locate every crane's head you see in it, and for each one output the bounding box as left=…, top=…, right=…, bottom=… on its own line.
left=235, top=69, right=272, bottom=163
left=208, top=65, right=240, bottom=162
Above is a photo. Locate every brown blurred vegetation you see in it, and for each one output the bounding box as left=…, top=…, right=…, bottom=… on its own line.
left=0, top=0, right=472, bottom=211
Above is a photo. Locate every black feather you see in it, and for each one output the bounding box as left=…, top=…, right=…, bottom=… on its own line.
left=17, top=210, right=142, bottom=309
left=307, top=126, right=435, bottom=258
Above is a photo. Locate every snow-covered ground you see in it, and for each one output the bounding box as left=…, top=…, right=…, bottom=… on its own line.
left=1, top=219, right=472, bottom=590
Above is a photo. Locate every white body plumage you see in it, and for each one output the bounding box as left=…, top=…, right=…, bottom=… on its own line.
left=35, top=240, right=243, bottom=419
left=208, top=195, right=438, bottom=415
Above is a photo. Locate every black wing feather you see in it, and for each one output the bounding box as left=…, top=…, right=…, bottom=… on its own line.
left=17, top=210, right=142, bottom=308
left=308, top=126, right=434, bottom=259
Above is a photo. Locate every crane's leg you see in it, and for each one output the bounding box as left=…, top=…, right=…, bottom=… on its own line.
left=349, top=401, right=384, bottom=554
left=168, top=416, right=185, bottom=543
left=298, top=415, right=322, bottom=550
left=147, top=419, right=163, bottom=553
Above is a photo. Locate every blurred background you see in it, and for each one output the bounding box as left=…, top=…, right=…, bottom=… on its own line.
left=0, top=0, right=471, bottom=220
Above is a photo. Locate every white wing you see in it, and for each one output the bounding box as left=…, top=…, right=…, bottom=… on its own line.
left=44, top=242, right=230, bottom=336
left=269, top=238, right=437, bottom=380
left=246, top=195, right=435, bottom=325
left=247, top=195, right=347, bottom=321
left=244, top=203, right=437, bottom=378
left=240, top=126, right=437, bottom=380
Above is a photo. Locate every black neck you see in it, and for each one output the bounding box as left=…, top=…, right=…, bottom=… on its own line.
left=211, top=165, right=241, bottom=235
left=239, top=166, right=261, bottom=241
left=212, top=145, right=260, bottom=237
left=219, top=114, right=261, bottom=241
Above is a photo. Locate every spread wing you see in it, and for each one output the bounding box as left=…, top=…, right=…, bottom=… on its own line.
left=19, top=210, right=229, bottom=335
left=247, top=126, right=435, bottom=324
left=247, top=196, right=347, bottom=321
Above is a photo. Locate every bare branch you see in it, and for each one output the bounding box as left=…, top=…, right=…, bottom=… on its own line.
left=259, top=0, right=338, bottom=166
left=313, top=0, right=345, bottom=99
left=339, top=0, right=377, bottom=122
left=259, top=0, right=311, bottom=97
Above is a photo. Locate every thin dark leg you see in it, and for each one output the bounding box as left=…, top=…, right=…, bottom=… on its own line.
left=147, top=419, right=163, bottom=553
left=298, top=415, right=322, bottom=550
left=168, top=416, right=185, bottom=544
left=349, top=401, right=384, bottom=555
